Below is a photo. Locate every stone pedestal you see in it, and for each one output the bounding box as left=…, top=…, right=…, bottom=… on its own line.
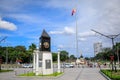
left=42, top=52, right=53, bottom=74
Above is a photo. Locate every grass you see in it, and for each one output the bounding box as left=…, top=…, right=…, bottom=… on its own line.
left=101, top=69, right=120, bottom=80
left=19, top=72, right=35, bottom=76
left=19, top=72, right=63, bottom=77
left=38, top=72, right=63, bottom=76
left=0, top=70, right=13, bottom=73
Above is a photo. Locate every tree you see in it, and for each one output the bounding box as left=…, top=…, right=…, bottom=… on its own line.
left=29, top=43, right=36, bottom=52
left=94, top=46, right=118, bottom=61
left=0, top=46, right=6, bottom=62
left=7, top=47, right=16, bottom=63
left=69, top=55, right=76, bottom=60
left=0, top=44, right=37, bottom=63
left=28, top=43, right=37, bottom=63
left=60, top=50, right=69, bottom=62
left=14, top=46, right=26, bottom=63
left=114, top=42, right=120, bottom=62
left=84, top=57, right=90, bottom=60
left=52, top=53, right=57, bottom=62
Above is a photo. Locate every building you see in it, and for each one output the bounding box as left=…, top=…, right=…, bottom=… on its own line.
left=94, top=42, right=102, bottom=55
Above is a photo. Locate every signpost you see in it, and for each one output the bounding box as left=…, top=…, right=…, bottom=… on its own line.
left=110, top=55, right=114, bottom=61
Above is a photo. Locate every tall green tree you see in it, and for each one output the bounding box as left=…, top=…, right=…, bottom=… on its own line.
left=28, top=43, right=37, bottom=63
left=52, top=53, right=57, bottom=62
left=14, top=46, right=26, bottom=63
left=114, top=42, right=120, bottom=61
left=60, top=50, right=69, bottom=61
left=29, top=43, right=36, bottom=52
left=0, top=46, right=6, bottom=62
left=69, top=55, right=76, bottom=60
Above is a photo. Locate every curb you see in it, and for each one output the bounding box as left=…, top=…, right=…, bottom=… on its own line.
left=99, top=71, right=112, bottom=80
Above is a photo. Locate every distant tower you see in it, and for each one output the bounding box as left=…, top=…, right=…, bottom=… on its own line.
left=94, top=42, right=102, bottom=55
left=79, top=51, right=83, bottom=58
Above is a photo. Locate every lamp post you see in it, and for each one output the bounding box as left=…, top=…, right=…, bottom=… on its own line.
left=6, top=47, right=8, bottom=64
left=117, top=46, right=119, bottom=66
left=0, top=56, right=2, bottom=70
left=91, top=29, right=120, bottom=72
left=57, top=49, right=61, bottom=73
left=0, top=37, right=7, bottom=64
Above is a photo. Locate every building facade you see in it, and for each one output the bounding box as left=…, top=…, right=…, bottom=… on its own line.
left=94, top=42, right=102, bottom=55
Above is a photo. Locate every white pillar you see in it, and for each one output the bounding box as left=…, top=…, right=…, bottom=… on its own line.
left=36, top=50, right=39, bottom=75
left=57, top=51, right=60, bottom=73
left=33, top=51, right=36, bottom=73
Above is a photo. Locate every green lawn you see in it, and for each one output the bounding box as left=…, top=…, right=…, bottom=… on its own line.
left=101, top=69, right=120, bottom=80
left=19, top=72, right=63, bottom=77
left=0, top=70, right=13, bottom=73
left=19, top=72, right=35, bottom=76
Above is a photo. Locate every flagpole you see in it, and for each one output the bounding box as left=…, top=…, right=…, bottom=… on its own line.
left=75, top=11, right=79, bottom=60
left=71, top=7, right=79, bottom=64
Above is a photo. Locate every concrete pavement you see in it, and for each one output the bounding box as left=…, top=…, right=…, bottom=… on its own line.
left=75, top=68, right=107, bottom=80
left=0, top=67, right=107, bottom=80
left=56, top=68, right=107, bottom=80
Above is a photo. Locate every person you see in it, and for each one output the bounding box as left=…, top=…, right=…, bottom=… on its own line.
left=97, top=62, right=100, bottom=68
left=104, top=63, right=106, bottom=68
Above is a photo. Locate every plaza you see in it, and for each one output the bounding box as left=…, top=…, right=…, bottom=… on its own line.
left=0, top=67, right=107, bottom=80
left=0, top=0, right=120, bottom=80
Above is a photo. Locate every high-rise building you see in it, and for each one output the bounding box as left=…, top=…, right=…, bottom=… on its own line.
left=94, top=42, right=102, bottom=55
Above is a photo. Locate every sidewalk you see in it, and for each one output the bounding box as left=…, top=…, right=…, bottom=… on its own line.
left=56, top=68, right=107, bottom=80
left=75, top=68, right=107, bottom=80
left=0, top=68, right=107, bottom=80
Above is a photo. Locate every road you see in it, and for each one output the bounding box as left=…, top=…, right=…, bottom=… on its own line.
left=0, top=67, right=107, bottom=80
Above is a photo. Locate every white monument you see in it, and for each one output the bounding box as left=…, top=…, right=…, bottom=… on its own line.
left=33, top=30, right=53, bottom=75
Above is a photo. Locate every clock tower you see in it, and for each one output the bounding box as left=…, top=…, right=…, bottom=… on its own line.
left=33, top=29, right=53, bottom=75
left=39, top=29, right=51, bottom=52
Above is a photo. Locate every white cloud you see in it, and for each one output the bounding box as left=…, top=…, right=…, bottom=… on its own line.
left=45, top=0, right=76, bottom=9
left=58, top=44, right=64, bottom=49
left=78, top=31, right=95, bottom=37
left=8, top=14, right=41, bottom=24
left=78, top=38, right=86, bottom=41
left=49, top=31, right=63, bottom=35
left=92, top=0, right=120, bottom=35
left=49, top=26, right=75, bottom=35
left=63, top=27, right=75, bottom=35
left=0, top=18, right=17, bottom=31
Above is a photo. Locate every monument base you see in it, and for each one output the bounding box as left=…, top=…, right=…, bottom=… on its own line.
left=34, top=51, right=53, bottom=75
left=42, top=51, right=53, bottom=75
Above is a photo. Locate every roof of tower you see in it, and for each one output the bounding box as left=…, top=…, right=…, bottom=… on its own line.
left=41, top=29, right=50, bottom=38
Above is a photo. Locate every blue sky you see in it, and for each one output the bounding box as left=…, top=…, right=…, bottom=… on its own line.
left=0, top=0, right=120, bottom=57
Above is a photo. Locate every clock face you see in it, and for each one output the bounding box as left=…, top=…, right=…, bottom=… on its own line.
left=43, top=42, right=49, bottom=48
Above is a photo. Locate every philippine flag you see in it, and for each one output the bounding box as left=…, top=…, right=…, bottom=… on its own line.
left=71, top=9, right=76, bottom=16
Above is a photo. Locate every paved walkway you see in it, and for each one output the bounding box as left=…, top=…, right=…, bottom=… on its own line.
left=57, top=68, right=107, bottom=80
left=0, top=68, right=107, bottom=80
left=75, top=68, right=107, bottom=80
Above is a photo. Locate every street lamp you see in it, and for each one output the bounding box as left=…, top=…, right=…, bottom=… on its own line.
left=0, top=36, right=7, bottom=43
left=57, top=49, right=61, bottom=73
left=91, top=29, right=120, bottom=72
left=117, top=46, right=120, bottom=65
